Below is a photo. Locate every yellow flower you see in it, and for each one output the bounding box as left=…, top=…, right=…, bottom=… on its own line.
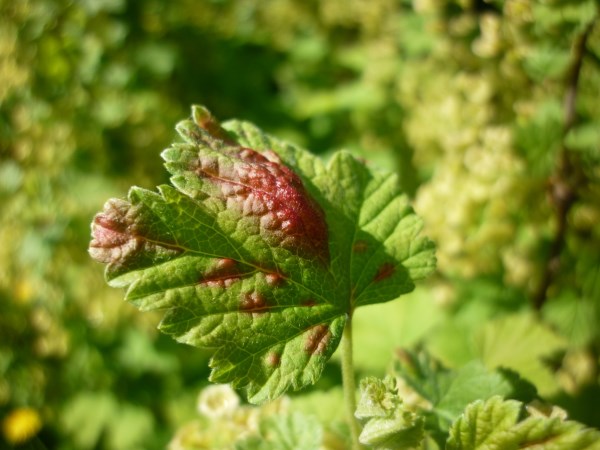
left=2, top=407, right=42, bottom=444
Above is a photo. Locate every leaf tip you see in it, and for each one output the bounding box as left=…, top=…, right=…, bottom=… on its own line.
left=189, top=104, right=236, bottom=143
left=89, top=198, right=134, bottom=264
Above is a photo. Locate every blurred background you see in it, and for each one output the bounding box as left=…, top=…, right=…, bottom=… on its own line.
left=1, top=0, right=599, bottom=448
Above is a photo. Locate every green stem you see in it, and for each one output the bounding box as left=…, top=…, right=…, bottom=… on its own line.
left=341, top=312, right=362, bottom=450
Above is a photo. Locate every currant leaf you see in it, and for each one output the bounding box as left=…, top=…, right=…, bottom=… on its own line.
left=89, top=105, right=435, bottom=403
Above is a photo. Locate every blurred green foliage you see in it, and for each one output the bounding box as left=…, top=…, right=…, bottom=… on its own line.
left=1, top=0, right=599, bottom=448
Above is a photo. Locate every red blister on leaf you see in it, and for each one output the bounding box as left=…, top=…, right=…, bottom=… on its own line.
left=183, top=109, right=330, bottom=264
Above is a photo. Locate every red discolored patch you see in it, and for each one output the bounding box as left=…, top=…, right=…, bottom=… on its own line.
left=352, top=240, right=368, bottom=253
left=187, top=133, right=329, bottom=263
left=240, top=292, right=269, bottom=316
left=216, top=258, right=236, bottom=270
left=265, top=272, right=285, bottom=287
left=175, top=107, right=330, bottom=263
left=304, top=324, right=331, bottom=355
left=301, top=299, right=317, bottom=307
left=374, top=262, right=395, bottom=282
left=199, top=258, right=242, bottom=288
left=89, top=198, right=181, bottom=266
left=233, top=147, right=328, bottom=263
left=265, top=352, right=281, bottom=368
left=90, top=202, right=133, bottom=263
left=201, top=277, right=240, bottom=288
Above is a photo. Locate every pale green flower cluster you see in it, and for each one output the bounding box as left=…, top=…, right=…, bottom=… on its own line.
left=397, top=0, right=599, bottom=289
left=402, top=62, right=530, bottom=282
left=0, top=19, right=28, bottom=103
left=169, top=385, right=349, bottom=449
left=168, top=385, right=288, bottom=449
left=414, top=122, right=526, bottom=279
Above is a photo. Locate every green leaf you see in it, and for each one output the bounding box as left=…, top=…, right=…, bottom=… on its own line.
left=355, top=376, right=425, bottom=450
left=105, top=404, right=155, bottom=450
left=235, top=412, right=323, bottom=450
left=89, top=105, right=436, bottom=403
left=435, top=363, right=536, bottom=424
left=353, top=287, right=443, bottom=374
left=61, top=392, right=155, bottom=450
left=446, top=396, right=600, bottom=450
left=475, top=313, right=567, bottom=396
left=392, top=350, right=537, bottom=442
left=543, top=291, right=598, bottom=347
left=61, top=392, right=118, bottom=449
left=290, top=387, right=345, bottom=425
left=565, top=122, right=600, bottom=152
left=116, top=328, right=180, bottom=375
left=393, top=349, right=452, bottom=409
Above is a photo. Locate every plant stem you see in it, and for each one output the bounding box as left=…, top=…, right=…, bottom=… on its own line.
left=533, top=17, right=596, bottom=310
left=341, top=311, right=362, bottom=450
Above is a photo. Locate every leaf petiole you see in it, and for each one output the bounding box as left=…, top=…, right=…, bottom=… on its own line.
left=341, top=311, right=363, bottom=450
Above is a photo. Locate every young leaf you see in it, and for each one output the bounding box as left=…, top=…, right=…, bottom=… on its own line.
left=475, top=313, right=567, bottom=396
left=446, top=395, right=600, bottom=450
left=355, top=376, right=425, bottom=450
left=392, top=349, right=537, bottom=446
left=235, top=412, right=323, bottom=450
left=89, top=105, right=435, bottom=404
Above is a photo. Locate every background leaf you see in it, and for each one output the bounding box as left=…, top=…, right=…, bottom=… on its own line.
left=392, top=350, right=537, bottom=443
left=447, top=396, right=600, bottom=450
left=235, top=412, right=323, bottom=450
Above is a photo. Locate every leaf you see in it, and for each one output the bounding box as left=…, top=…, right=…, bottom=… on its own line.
left=393, top=349, right=452, bottom=408
left=565, top=122, right=600, bottom=152
left=475, top=313, right=567, bottom=396
left=116, top=328, right=180, bottom=375
left=105, top=404, right=155, bottom=450
left=446, top=396, right=600, bottom=450
left=235, top=412, right=323, bottom=450
left=355, top=376, right=425, bottom=450
left=61, top=392, right=118, bottom=449
left=353, top=287, right=443, bottom=374
left=392, top=350, right=536, bottom=443
left=61, top=392, right=155, bottom=450
left=89, top=105, right=435, bottom=403
left=543, top=291, right=598, bottom=347
left=435, top=363, right=537, bottom=424
left=290, top=387, right=345, bottom=424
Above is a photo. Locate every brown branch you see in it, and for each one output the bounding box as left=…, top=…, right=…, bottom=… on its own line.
left=532, top=19, right=596, bottom=310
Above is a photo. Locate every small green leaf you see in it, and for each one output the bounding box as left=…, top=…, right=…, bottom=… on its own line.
left=447, top=396, right=600, bottom=450
left=355, top=376, right=425, bottom=450
left=392, top=350, right=537, bottom=441
left=89, top=106, right=436, bottom=403
left=436, top=362, right=536, bottom=423
left=61, top=392, right=155, bottom=450
left=565, top=122, right=600, bottom=151
left=393, top=349, right=452, bottom=408
left=61, top=392, right=118, bottom=449
left=235, top=412, right=323, bottom=450
left=475, top=313, right=567, bottom=396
